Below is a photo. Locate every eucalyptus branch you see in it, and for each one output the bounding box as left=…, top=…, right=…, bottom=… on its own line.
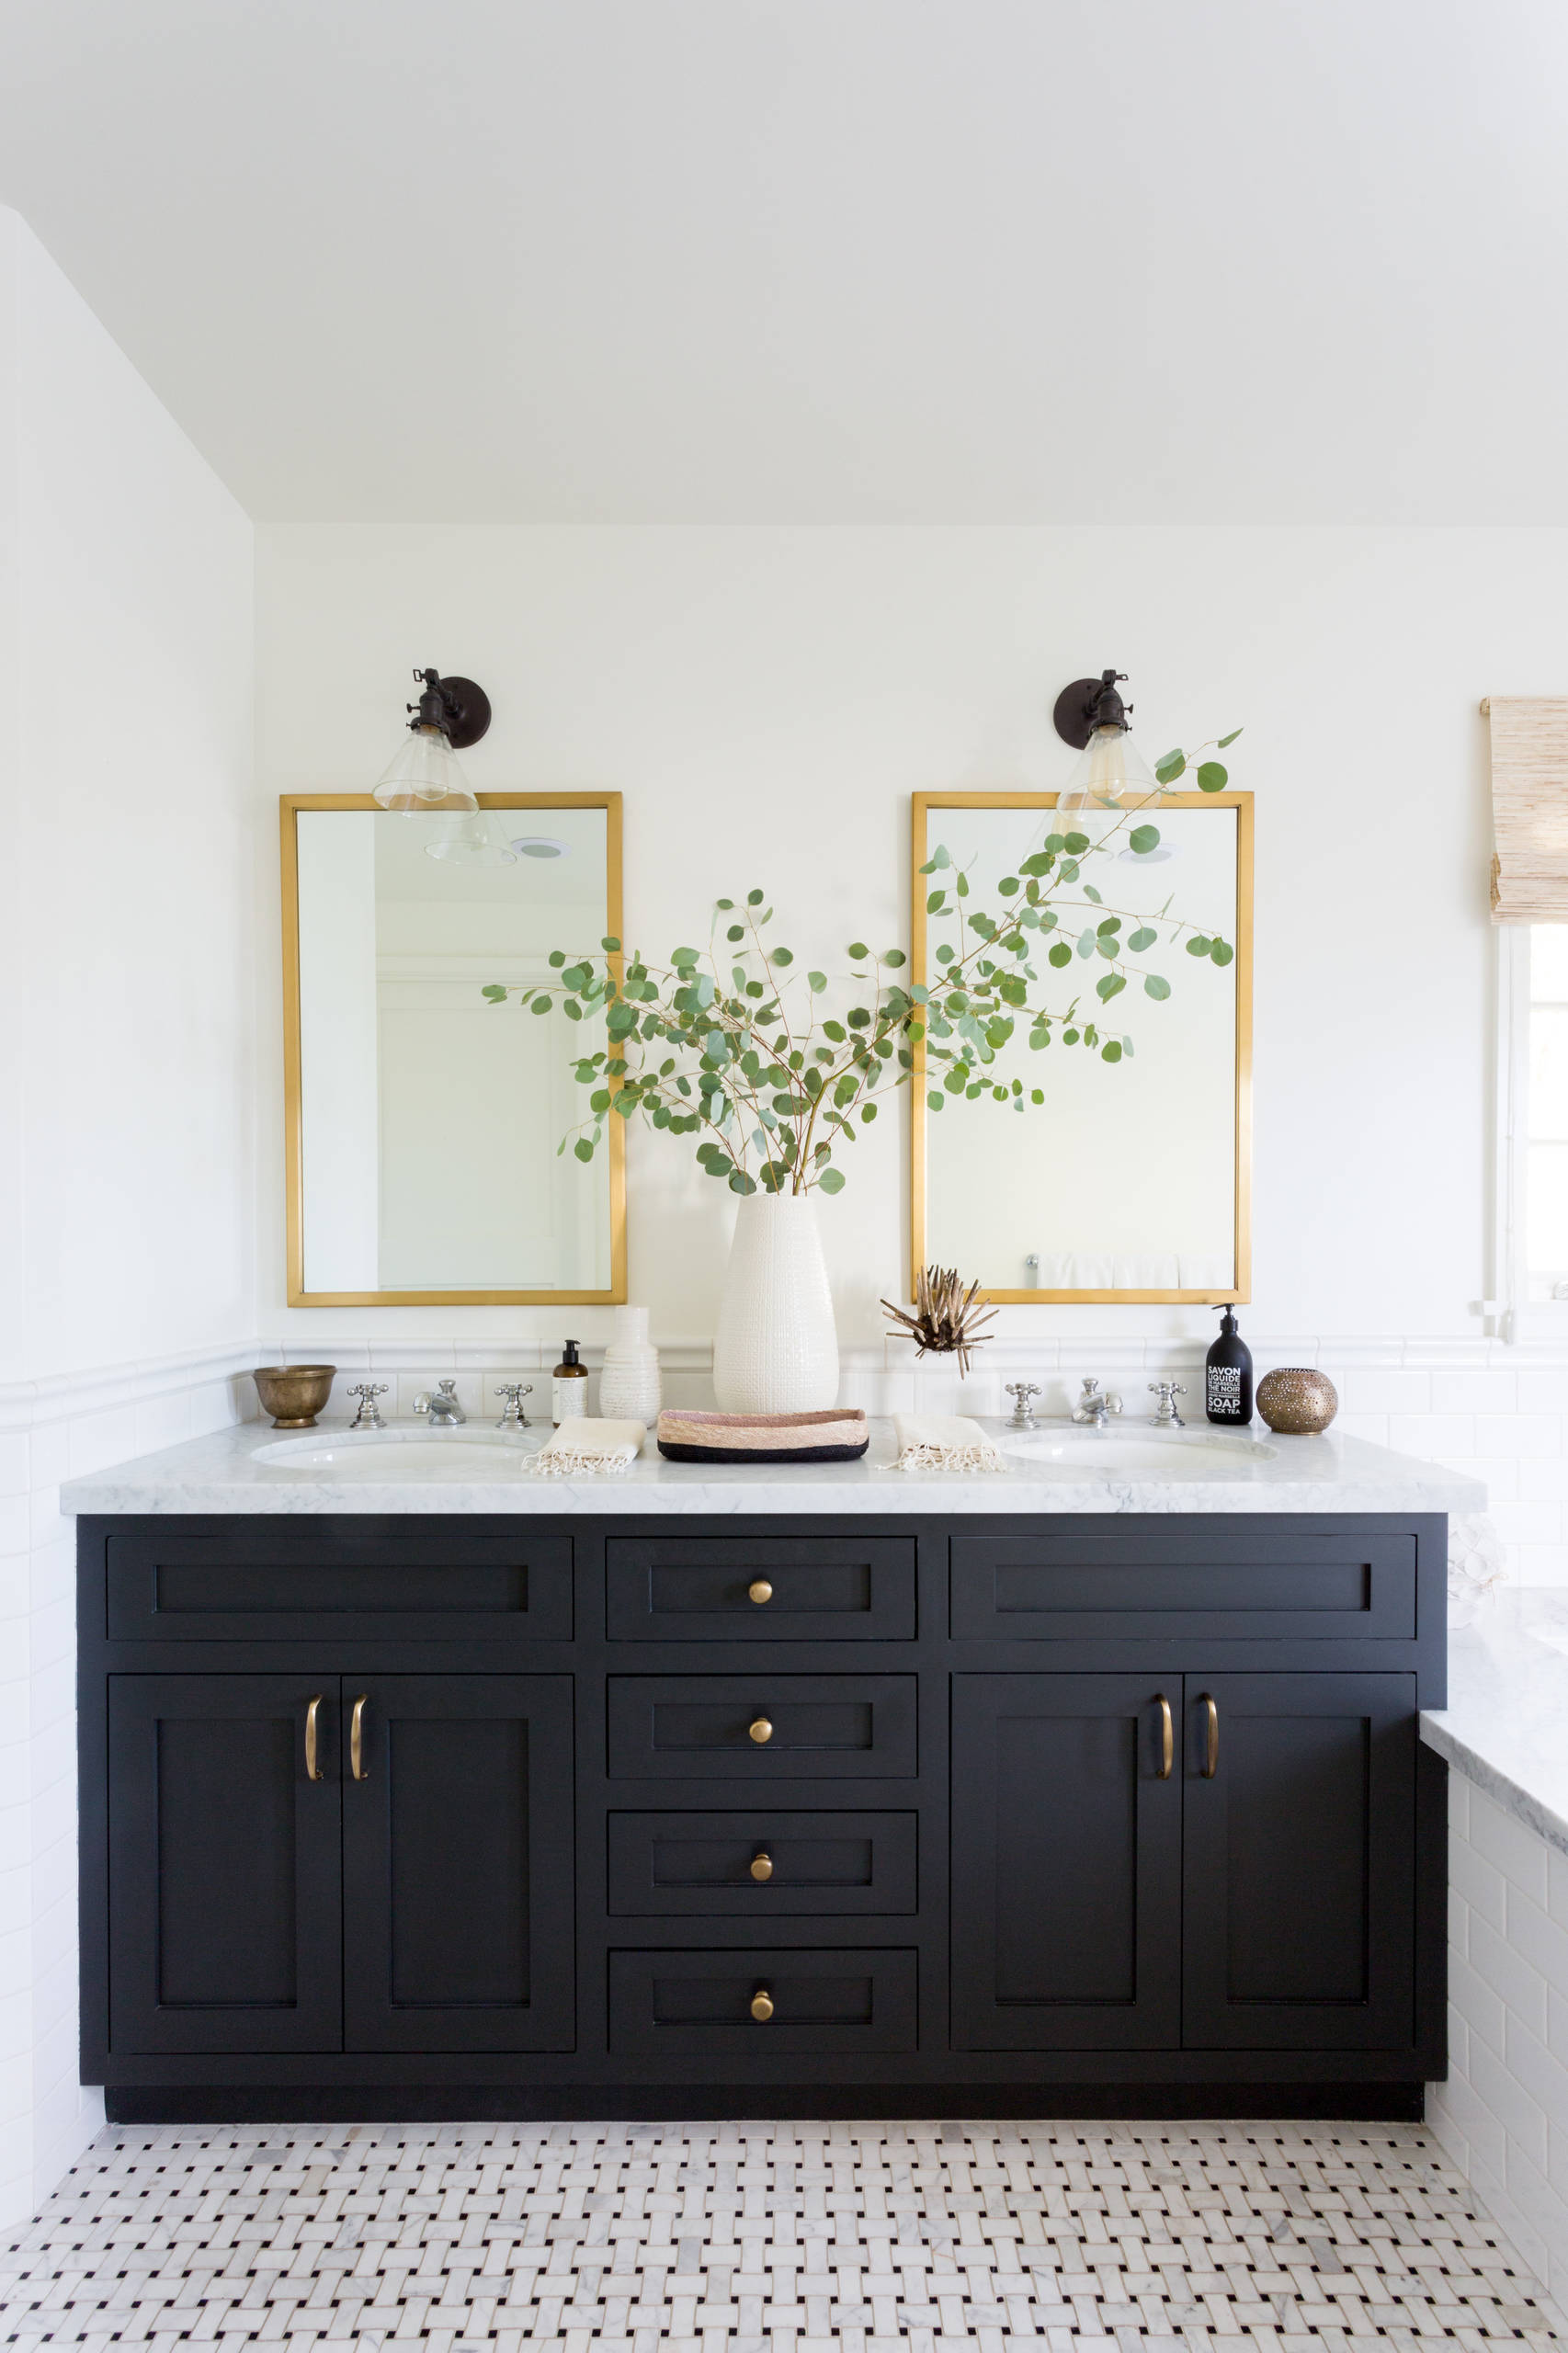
left=481, top=728, right=1241, bottom=1195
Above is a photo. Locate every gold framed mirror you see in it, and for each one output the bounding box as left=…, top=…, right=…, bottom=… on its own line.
left=281, top=792, right=626, bottom=1306
left=910, top=791, right=1252, bottom=1304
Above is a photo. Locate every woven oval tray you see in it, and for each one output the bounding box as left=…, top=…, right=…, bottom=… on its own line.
left=655, top=1407, right=869, bottom=1465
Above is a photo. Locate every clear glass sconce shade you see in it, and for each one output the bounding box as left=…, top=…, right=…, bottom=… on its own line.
left=424, top=809, right=518, bottom=867
left=373, top=723, right=477, bottom=811
left=1057, top=723, right=1160, bottom=812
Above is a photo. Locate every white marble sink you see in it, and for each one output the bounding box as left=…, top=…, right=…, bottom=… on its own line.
left=1000, top=1423, right=1278, bottom=1473
left=252, top=1427, right=543, bottom=1474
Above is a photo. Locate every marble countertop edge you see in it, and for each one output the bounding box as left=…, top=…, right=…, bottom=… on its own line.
left=1421, top=1594, right=1568, bottom=1862
left=1419, top=1710, right=1568, bottom=1860
left=58, top=1417, right=1485, bottom=1517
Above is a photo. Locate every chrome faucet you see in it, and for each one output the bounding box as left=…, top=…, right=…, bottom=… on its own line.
left=1005, top=1381, right=1041, bottom=1432
left=494, top=1381, right=533, bottom=1430
left=1071, top=1377, right=1122, bottom=1429
left=1148, top=1380, right=1188, bottom=1428
left=347, top=1382, right=388, bottom=1431
left=414, top=1379, right=466, bottom=1427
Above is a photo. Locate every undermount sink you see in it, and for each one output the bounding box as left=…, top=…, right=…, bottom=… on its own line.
left=1000, top=1423, right=1278, bottom=1473
left=253, top=1426, right=543, bottom=1473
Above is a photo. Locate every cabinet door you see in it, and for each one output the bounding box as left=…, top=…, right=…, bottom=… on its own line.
left=342, top=1676, right=574, bottom=2052
left=108, top=1676, right=342, bottom=2053
left=950, top=1675, right=1181, bottom=2050
left=1181, top=1673, right=1415, bottom=2050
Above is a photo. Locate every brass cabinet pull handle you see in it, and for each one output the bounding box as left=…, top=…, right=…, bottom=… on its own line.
left=1199, top=1693, right=1219, bottom=1778
left=748, top=1716, right=774, bottom=1745
left=750, top=1849, right=774, bottom=1882
left=350, top=1693, right=369, bottom=1781
left=750, top=1987, right=775, bottom=2021
left=1155, top=1693, right=1173, bottom=1780
left=304, top=1694, right=324, bottom=1783
left=748, top=1579, right=774, bottom=1606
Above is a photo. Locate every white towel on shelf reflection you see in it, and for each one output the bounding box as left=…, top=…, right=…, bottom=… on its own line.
left=1028, top=1252, right=1233, bottom=1289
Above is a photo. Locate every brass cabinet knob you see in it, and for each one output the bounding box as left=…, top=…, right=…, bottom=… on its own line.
left=750, top=1987, right=775, bottom=2022
left=748, top=1579, right=774, bottom=1606
left=748, top=1716, right=774, bottom=1745
left=750, top=1849, right=774, bottom=1881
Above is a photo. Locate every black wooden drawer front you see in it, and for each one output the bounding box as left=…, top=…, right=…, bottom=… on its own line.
left=950, top=1533, right=1415, bottom=1642
left=106, top=1533, right=573, bottom=1641
left=607, top=1811, right=918, bottom=1915
left=609, top=1948, right=918, bottom=2054
left=606, top=1539, right=915, bottom=1640
left=606, top=1676, right=917, bottom=1779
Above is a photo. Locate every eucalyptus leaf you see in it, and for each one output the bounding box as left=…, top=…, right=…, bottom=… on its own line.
left=1196, top=761, right=1228, bottom=792
left=1144, top=972, right=1172, bottom=1000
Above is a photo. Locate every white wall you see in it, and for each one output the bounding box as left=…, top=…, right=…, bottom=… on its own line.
left=0, top=209, right=255, bottom=2226
left=256, top=523, right=1562, bottom=1358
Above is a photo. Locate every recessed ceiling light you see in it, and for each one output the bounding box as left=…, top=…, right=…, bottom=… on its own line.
left=510, top=835, right=570, bottom=858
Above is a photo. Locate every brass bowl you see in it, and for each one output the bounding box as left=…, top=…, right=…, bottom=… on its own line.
left=1256, top=1366, right=1338, bottom=1435
left=252, top=1364, right=336, bottom=1428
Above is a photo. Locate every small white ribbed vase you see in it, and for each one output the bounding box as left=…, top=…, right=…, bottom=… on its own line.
left=712, top=1192, right=839, bottom=1414
left=597, top=1305, right=662, bottom=1422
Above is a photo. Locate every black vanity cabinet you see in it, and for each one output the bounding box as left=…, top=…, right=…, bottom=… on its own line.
left=104, top=1671, right=574, bottom=2059
left=77, top=1510, right=1449, bottom=2122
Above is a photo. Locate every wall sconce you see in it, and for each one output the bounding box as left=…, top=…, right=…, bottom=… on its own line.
left=1053, top=668, right=1159, bottom=811
left=373, top=667, right=491, bottom=811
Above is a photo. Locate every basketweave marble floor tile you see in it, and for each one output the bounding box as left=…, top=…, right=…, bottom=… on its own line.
left=0, top=2120, right=1559, bottom=2351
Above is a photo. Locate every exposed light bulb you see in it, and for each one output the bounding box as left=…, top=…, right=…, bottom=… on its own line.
left=1059, top=722, right=1159, bottom=812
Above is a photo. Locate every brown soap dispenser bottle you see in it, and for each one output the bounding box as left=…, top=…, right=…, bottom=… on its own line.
left=551, top=1338, right=589, bottom=1427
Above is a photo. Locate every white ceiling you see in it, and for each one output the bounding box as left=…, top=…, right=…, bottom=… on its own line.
left=3, top=0, right=1566, bottom=523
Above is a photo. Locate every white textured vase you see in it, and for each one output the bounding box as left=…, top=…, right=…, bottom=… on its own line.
left=597, top=1304, right=662, bottom=1423
left=712, top=1192, right=839, bottom=1414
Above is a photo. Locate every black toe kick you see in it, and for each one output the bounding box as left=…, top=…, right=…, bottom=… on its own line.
left=104, top=2081, right=1428, bottom=2126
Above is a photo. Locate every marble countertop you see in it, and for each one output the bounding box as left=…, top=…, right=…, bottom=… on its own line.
left=60, top=1415, right=1485, bottom=1517
left=1422, top=1592, right=1568, bottom=1855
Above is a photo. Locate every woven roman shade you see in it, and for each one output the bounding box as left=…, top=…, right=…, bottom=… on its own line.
left=1488, top=696, right=1568, bottom=922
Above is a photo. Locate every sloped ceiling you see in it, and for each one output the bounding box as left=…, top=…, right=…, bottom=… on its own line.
left=2, top=0, right=1565, bottom=521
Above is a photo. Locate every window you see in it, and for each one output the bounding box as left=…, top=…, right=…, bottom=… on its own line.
left=1527, top=929, right=1568, bottom=1300
left=1496, top=926, right=1568, bottom=1328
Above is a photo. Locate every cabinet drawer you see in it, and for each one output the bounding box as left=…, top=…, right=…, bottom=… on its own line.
left=608, top=1810, right=918, bottom=1915
left=105, top=1530, right=573, bottom=1641
left=607, top=1538, right=915, bottom=1640
left=950, top=1531, right=1415, bottom=1642
left=609, top=1948, right=917, bottom=2054
left=606, top=1676, right=917, bottom=1779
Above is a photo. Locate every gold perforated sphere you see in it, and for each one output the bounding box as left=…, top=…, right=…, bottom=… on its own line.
left=1256, top=1367, right=1338, bottom=1435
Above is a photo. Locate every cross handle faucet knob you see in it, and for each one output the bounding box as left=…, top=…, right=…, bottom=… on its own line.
left=1005, top=1381, right=1042, bottom=1431
left=347, top=1382, right=388, bottom=1431
left=494, top=1382, right=534, bottom=1428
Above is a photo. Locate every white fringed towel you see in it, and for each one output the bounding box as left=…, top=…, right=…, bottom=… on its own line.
left=526, top=1419, right=646, bottom=1476
left=892, top=1413, right=1005, bottom=1472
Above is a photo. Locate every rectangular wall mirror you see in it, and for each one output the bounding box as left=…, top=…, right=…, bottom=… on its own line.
left=911, top=792, right=1252, bottom=1303
left=282, top=793, right=624, bottom=1306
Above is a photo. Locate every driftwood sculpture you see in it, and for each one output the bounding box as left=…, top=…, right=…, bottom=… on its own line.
left=881, top=1265, right=996, bottom=1377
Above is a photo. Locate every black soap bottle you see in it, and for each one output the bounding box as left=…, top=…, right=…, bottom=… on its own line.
left=1205, top=1307, right=1254, bottom=1426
